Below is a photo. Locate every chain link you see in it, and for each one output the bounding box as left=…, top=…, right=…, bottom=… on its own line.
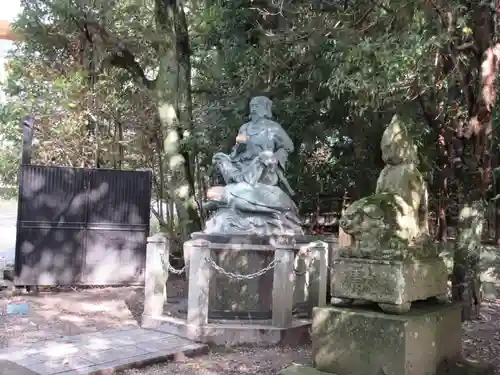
left=160, top=252, right=185, bottom=275
left=204, top=256, right=280, bottom=280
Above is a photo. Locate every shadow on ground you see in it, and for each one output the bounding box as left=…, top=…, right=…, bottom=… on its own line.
left=0, top=283, right=170, bottom=348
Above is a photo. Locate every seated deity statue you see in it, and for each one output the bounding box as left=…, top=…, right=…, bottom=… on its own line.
left=202, top=96, right=303, bottom=236
left=212, top=96, right=295, bottom=196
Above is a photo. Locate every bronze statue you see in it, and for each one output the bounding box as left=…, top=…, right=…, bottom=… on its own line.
left=203, top=96, right=303, bottom=235
left=213, top=96, right=295, bottom=196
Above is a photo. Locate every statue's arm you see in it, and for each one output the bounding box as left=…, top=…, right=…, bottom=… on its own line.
left=230, top=124, right=248, bottom=157
left=375, top=168, right=386, bottom=193
left=229, top=144, right=239, bottom=158
left=273, top=124, right=294, bottom=168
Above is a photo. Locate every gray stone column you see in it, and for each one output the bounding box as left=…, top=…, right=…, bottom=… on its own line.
left=144, top=233, right=168, bottom=317
left=186, top=239, right=211, bottom=337
left=272, top=246, right=296, bottom=328
left=308, top=241, right=329, bottom=308
left=326, top=236, right=338, bottom=303
left=294, top=241, right=330, bottom=315
left=293, top=245, right=309, bottom=307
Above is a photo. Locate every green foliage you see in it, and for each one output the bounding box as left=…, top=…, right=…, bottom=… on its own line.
left=0, top=0, right=497, bottom=242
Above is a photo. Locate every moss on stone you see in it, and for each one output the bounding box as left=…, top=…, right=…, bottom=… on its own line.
left=339, top=115, right=434, bottom=261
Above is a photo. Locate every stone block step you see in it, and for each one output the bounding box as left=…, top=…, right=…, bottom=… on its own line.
left=0, top=327, right=208, bottom=375
left=279, top=364, right=335, bottom=375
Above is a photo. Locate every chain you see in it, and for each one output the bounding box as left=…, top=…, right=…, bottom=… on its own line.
left=204, top=256, right=280, bottom=280
left=294, top=265, right=312, bottom=276
left=160, top=252, right=185, bottom=275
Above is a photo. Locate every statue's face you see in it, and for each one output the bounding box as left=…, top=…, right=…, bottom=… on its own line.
left=249, top=100, right=270, bottom=119
left=339, top=199, right=384, bottom=234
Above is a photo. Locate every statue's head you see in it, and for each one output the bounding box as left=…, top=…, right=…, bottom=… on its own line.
left=249, top=96, right=273, bottom=120
left=380, top=115, right=418, bottom=165
left=339, top=197, right=386, bottom=235
left=339, top=193, right=418, bottom=245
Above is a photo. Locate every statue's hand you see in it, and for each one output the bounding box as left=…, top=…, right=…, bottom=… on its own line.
left=259, top=150, right=278, bottom=167
left=202, top=200, right=219, bottom=212
left=236, top=134, right=248, bottom=143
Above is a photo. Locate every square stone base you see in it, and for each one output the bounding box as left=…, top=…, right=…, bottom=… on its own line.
left=312, top=304, right=461, bottom=375
left=142, top=315, right=311, bottom=347
left=331, top=257, right=448, bottom=310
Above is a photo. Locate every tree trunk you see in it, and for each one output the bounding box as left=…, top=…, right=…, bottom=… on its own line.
left=452, top=199, right=483, bottom=321
left=155, top=0, right=201, bottom=240
left=436, top=132, right=451, bottom=242
left=446, top=4, right=497, bottom=321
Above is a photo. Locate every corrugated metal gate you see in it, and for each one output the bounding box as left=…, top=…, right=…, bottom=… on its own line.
left=14, top=165, right=152, bottom=285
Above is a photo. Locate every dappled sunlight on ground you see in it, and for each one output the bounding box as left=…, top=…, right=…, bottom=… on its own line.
left=0, top=279, right=499, bottom=374
left=134, top=278, right=500, bottom=375
left=0, top=286, right=143, bottom=348
left=122, top=345, right=312, bottom=375
left=462, top=301, right=500, bottom=371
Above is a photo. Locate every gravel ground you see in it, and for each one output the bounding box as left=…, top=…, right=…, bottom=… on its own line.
left=0, top=279, right=499, bottom=375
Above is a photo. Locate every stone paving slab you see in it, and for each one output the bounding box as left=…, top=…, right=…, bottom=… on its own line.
left=278, top=364, right=333, bottom=375
left=0, top=360, right=39, bottom=375
left=0, top=327, right=207, bottom=375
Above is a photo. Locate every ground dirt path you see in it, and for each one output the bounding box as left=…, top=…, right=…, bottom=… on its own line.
left=0, top=279, right=498, bottom=375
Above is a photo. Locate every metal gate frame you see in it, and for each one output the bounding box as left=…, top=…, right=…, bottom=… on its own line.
left=14, top=165, right=152, bottom=286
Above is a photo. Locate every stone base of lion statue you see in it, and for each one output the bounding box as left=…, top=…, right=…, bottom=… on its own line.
left=312, top=303, right=462, bottom=375
left=330, top=256, right=448, bottom=314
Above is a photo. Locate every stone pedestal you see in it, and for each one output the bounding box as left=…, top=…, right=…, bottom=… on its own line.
left=312, top=304, right=462, bottom=375
left=330, top=257, right=448, bottom=313
left=208, top=247, right=275, bottom=317
left=185, top=233, right=331, bottom=321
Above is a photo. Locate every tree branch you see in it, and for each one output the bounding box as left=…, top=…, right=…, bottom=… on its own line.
left=417, top=93, right=440, bottom=133
left=354, top=1, right=380, bottom=28
left=70, top=15, right=155, bottom=90
left=109, top=49, right=155, bottom=90
left=455, top=40, right=478, bottom=52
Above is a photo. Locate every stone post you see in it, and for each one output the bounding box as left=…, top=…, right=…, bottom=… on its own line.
left=338, top=195, right=353, bottom=248
left=272, top=243, right=296, bottom=328
left=293, top=246, right=308, bottom=308
left=144, top=233, right=168, bottom=317
left=308, top=241, right=329, bottom=308
left=324, top=236, right=337, bottom=303
left=294, top=240, right=330, bottom=316
left=186, top=239, right=211, bottom=338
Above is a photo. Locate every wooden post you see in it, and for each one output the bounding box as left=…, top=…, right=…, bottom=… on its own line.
left=14, top=116, right=35, bottom=288
left=144, top=234, right=168, bottom=317
left=21, top=116, right=35, bottom=165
